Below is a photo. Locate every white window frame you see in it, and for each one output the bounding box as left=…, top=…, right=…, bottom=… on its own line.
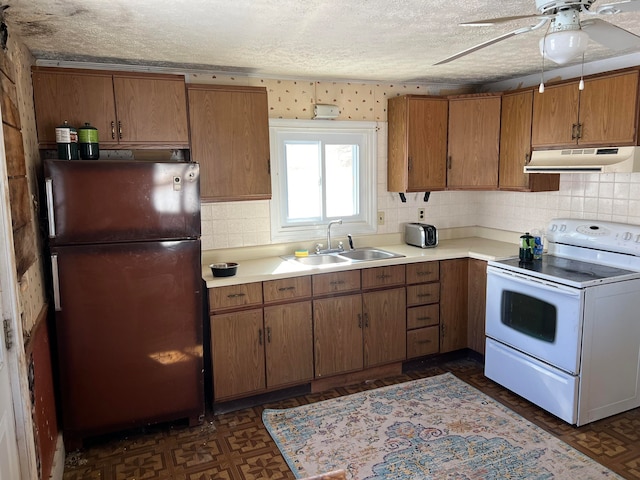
left=269, top=119, right=377, bottom=243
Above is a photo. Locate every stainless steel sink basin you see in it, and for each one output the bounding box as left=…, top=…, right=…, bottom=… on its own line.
left=339, top=248, right=403, bottom=261
left=283, top=253, right=350, bottom=265
left=282, top=247, right=404, bottom=266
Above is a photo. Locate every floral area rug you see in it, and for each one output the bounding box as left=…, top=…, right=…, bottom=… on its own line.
left=262, top=373, right=622, bottom=479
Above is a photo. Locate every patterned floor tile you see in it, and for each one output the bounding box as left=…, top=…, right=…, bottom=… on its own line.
left=62, top=356, right=640, bottom=480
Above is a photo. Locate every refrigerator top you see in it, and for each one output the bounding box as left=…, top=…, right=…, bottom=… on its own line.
left=45, top=160, right=201, bottom=245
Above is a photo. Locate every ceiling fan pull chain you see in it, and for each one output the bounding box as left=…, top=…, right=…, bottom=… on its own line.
left=579, top=53, right=585, bottom=91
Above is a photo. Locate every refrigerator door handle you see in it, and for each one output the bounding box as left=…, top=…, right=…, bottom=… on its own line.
left=45, top=178, right=56, bottom=238
left=51, top=254, right=61, bottom=311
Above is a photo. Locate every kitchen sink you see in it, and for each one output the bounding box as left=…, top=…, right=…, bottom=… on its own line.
left=339, top=248, right=402, bottom=261
left=282, top=247, right=404, bottom=266
left=290, top=254, right=350, bottom=265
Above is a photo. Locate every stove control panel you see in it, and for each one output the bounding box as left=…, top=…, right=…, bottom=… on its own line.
left=547, top=218, right=640, bottom=257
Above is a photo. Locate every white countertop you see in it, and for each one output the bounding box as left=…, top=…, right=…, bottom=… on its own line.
left=202, top=237, right=518, bottom=288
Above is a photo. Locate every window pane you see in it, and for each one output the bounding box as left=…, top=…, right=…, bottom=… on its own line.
left=325, top=144, right=358, bottom=217
left=285, top=142, right=322, bottom=221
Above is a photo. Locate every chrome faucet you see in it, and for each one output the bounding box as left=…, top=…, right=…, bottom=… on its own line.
left=327, top=219, right=343, bottom=251
left=316, top=219, right=344, bottom=254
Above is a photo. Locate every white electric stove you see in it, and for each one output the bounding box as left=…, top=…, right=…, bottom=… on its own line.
left=485, top=218, right=640, bottom=426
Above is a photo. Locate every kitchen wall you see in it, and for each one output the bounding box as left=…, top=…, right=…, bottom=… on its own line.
left=195, top=72, right=640, bottom=252
left=7, top=32, right=46, bottom=336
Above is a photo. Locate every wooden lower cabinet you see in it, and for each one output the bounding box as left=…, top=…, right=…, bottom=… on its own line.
left=313, top=287, right=406, bottom=378
left=211, top=309, right=265, bottom=401
left=264, top=301, right=313, bottom=388
left=363, top=287, right=406, bottom=367
left=440, top=258, right=469, bottom=353
left=211, top=302, right=313, bottom=401
left=407, top=326, right=439, bottom=358
left=314, top=294, right=364, bottom=377
left=467, top=259, right=487, bottom=355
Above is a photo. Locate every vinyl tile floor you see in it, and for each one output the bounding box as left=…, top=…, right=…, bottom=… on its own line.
left=62, top=355, right=640, bottom=480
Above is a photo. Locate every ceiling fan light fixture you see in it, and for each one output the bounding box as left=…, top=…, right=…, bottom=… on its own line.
left=539, top=28, right=589, bottom=64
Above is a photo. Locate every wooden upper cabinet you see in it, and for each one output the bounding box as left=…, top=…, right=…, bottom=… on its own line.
left=447, top=95, right=501, bottom=190
left=499, top=90, right=559, bottom=192
left=32, top=67, right=189, bottom=149
left=532, top=70, right=639, bottom=147
left=188, top=84, right=271, bottom=202
left=32, top=69, right=117, bottom=147
left=387, top=95, right=448, bottom=193
left=112, top=74, right=189, bottom=145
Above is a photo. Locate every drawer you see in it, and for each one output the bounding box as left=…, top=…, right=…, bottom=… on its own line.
left=361, top=264, right=405, bottom=289
left=407, top=282, right=440, bottom=307
left=407, top=326, right=439, bottom=359
left=407, top=304, right=439, bottom=330
left=263, top=276, right=312, bottom=303
left=312, top=270, right=361, bottom=296
left=406, top=261, right=439, bottom=284
left=208, top=282, right=263, bottom=312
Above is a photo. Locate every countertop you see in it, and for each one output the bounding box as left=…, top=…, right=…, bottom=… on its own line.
left=202, top=237, right=518, bottom=288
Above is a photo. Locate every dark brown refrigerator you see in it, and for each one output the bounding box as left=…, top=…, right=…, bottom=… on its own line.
left=44, top=159, right=204, bottom=448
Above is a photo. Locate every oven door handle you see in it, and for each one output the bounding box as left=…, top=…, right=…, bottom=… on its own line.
left=487, top=267, right=582, bottom=297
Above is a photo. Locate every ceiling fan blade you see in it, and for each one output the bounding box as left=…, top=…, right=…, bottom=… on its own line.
left=581, top=18, right=640, bottom=50
left=461, top=14, right=544, bottom=26
left=434, top=25, right=539, bottom=65
left=596, top=0, right=640, bottom=14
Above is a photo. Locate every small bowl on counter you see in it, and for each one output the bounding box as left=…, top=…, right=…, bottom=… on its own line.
left=210, top=262, right=238, bottom=277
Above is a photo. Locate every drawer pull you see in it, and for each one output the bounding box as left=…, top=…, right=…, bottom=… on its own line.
left=377, top=274, right=392, bottom=280
left=416, top=316, right=432, bottom=321
left=358, top=314, right=363, bottom=328
left=417, top=271, right=433, bottom=276
left=227, top=293, right=246, bottom=299
left=330, top=280, right=346, bottom=286
left=267, top=326, right=272, bottom=343
left=278, top=286, right=295, bottom=292
left=416, top=293, right=431, bottom=298
left=416, top=339, right=432, bottom=345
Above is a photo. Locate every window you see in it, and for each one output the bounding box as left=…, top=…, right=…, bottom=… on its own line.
left=269, top=119, right=377, bottom=243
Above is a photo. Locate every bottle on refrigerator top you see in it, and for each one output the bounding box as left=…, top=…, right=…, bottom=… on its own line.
left=55, top=121, right=79, bottom=160
left=78, top=122, right=100, bottom=160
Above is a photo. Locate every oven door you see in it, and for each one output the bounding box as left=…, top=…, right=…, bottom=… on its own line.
left=486, top=266, right=584, bottom=374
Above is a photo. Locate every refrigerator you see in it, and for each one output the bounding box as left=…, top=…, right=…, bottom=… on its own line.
left=44, top=159, right=204, bottom=448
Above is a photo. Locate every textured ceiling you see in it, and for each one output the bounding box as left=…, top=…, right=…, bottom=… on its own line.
left=5, top=0, right=640, bottom=86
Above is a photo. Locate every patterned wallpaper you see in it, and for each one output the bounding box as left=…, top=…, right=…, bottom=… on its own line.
left=193, top=71, right=640, bottom=252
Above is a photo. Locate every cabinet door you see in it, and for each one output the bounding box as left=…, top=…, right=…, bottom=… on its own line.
left=264, top=301, right=314, bottom=388
left=447, top=96, right=500, bottom=189
left=440, top=258, right=469, bottom=353
left=363, top=287, right=406, bottom=367
left=467, top=259, right=487, bottom=355
left=313, top=294, right=363, bottom=377
left=579, top=71, right=638, bottom=145
left=387, top=96, right=447, bottom=192
left=531, top=82, right=579, bottom=147
left=32, top=69, right=118, bottom=147
left=499, top=90, right=559, bottom=192
left=112, top=75, right=189, bottom=146
left=188, top=85, right=271, bottom=201
left=211, top=309, right=265, bottom=400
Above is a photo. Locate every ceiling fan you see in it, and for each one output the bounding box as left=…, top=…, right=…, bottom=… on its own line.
left=435, top=0, right=640, bottom=66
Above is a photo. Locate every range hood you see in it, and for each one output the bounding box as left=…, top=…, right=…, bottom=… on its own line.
left=524, top=146, right=640, bottom=173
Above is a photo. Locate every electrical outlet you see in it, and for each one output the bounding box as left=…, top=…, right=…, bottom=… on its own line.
left=418, top=208, right=425, bottom=221
left=377, top=211, right=385, bottom=225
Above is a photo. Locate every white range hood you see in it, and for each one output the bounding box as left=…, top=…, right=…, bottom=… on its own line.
left=524, top=146, right=640, bottom=173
